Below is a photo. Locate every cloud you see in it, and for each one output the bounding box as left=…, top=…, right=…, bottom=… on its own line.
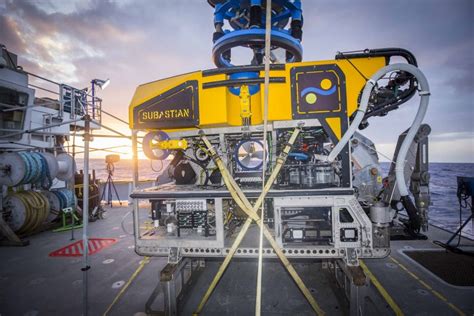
left=431, top=131, right=474, bottom=140
left=0, top=15, right=24, bottom=52
left=377, top=137, right=474, bottom=163
left=1, top=0, right=150, bottom=82
left=0, top=0, right=472, bottom=162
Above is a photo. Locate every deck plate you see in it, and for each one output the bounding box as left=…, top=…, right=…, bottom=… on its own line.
left=404, top=250, right=474, bottom=286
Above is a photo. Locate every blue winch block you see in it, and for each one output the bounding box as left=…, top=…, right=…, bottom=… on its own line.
left=209, top=0, right=303, bottom=67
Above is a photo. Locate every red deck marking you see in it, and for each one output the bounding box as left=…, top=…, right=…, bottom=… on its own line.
left=49, top=238, right=118, bottom=257
left=74, top=243, right=81, bottom=254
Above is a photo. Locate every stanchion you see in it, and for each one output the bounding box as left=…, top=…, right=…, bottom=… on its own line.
left=82, top=114, right=91, bottom=316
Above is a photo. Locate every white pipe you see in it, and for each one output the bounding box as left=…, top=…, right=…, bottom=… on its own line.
left=324, top=63, right=429, bottom=197
left=391, top=65, right=430, bottom=196
left=325, top=73, right=376, bottom=163
left=82, top=116, right=91, bottom=316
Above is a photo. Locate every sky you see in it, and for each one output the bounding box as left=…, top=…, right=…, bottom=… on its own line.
left=0, top=0, right=473, bottom=162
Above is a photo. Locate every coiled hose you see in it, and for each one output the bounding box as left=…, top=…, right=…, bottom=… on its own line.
left=6, top=191, right=50, bottom=235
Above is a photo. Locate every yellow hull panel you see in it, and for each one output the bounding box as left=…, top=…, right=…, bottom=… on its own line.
left=129, top=57, right=386, bottom=140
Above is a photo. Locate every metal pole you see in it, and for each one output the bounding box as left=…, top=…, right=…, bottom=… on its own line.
left=97, top=123, right=132, bottom=139
left=132, top=130, right=139, bottom=189
left=131, top=130, right=140, bottom=242
left=71, top=124, right=77, bottom=242
left=71, top=210, right=75, bottom=241
left=91, top=81, right=95, bottom=119
left=82, top=114, right=91, bottom=316
left=75, top=148, right=128, bottom=155
left=446, top=214, right=473, bottom=245
left=24, top=70, right=61, bottom=85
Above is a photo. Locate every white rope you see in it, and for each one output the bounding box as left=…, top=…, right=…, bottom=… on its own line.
left=256, top=1, right=272, bottom=314
left=357, top=138, right=396, bottom=164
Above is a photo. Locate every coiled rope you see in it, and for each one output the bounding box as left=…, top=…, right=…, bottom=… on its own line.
left=7, top=191, right=50, bottom=235
left=17, top=152, right=53, bottom=189
left=51, top=188, right=76, bottom=210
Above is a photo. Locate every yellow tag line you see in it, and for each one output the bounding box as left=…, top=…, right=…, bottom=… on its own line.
left=389, top=256, right=466, bottom=316
left=103, top=257, right=151, bottom=316
left=359, top=260, right=404, bottom=316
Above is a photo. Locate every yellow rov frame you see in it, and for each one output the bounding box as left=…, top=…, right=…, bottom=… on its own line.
left=129, top=57, right=386, bottom=141
left=128, top=57, right=392, bottom=314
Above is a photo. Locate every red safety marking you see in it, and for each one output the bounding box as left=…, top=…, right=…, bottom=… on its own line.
left=49, top=238, right=118, bottom=257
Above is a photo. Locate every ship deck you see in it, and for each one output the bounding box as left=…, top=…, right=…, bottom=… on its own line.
left=0, top=205, right=473, bottom=315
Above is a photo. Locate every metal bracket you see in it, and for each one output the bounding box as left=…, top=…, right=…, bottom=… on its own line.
left=344, top=248, right=359, bottom=266
left=145, top=258, right=204, bottom=316
left=334, top=259, right=404, bottom=316
left=168, top=247, right=180, bottom=264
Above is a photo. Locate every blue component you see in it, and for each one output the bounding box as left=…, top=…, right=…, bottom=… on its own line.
left=214, top=1, right=240, bottom=25
left=213, top=0, right=302, bottom=30
left=250, top=0, right=261, bottom=6
left=210, top=0, right=303, bottom=67
left=271, top=10, right=291, bottom=24
left=213, top=28, right=298, bottom=46
left=30, top=152, right=44, bottom=184
left=291, top=0, right=302, bottom=20
left=228, top=72, right=260, bottom=96
left=214, top=12, right=224, bottom=24
left=143, top=130, right=171, bottom=160
left=288, top=152, right=309, bottom=161
left=301, top=85, right=337, bottom=97
left=32, top=153, right=44, bottom=183
left=213, top=28, right=303, bottom=67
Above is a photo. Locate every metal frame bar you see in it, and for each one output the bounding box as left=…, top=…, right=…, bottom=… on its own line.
left=0, top=118, right=82, bottom=140
left=145, top=258, right=204, bottom=315
left=81, top=115, right=91, bottom=316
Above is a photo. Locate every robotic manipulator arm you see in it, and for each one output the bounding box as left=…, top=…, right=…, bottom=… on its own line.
left=327, top=50, right=431, bottom=238
left=382, top=124, right=432, bottom=236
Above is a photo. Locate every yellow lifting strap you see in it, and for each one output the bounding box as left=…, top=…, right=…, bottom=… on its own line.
left=194, top=128, right=325, bottom=316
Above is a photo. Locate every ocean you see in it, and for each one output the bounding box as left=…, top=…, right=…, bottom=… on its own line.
left=77, top=159, right=473, bottom=238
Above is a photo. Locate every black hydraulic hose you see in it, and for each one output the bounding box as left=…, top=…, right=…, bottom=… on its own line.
left=363, top=87, right=414, bottom=119
left=336, top=48, right=418, bottom=121
left=400, top=195, right=421, bottom=233
left=335, top=48, right=418, bottom=66
left=249, top=5, right=262, bottom=28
